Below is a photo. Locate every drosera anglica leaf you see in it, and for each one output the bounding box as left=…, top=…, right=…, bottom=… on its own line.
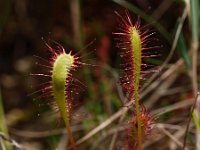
left=30, top=39, right=95, bottom=150
left=114, top=10, right=159, bottom=150
left=114, top=11, right=160, bottom=97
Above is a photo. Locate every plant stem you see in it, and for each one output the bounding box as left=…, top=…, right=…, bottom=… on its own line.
left=69, top=0, right=83, bottom=48
left=183, top=93, right=199, bottom=149
left=0, top=88, right=13, bottom=150
left=64, top=120, right=77, bottom=150
left=134, top=92, right=142, bottom=150
left=189, top=0, right=199, bottom=148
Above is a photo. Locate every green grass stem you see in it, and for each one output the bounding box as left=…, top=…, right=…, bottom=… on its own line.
left=0, top=88, right=13, bottom=150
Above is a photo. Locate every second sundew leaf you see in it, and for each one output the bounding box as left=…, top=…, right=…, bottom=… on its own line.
left=114, top=10, right=159, bottom=150
left=129, top=25, right=143, bottom=150
left=129, top=26, right=142, bottom=92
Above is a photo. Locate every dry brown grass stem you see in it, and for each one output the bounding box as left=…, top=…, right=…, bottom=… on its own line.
left=141, top=6, right=188, bottom=93
left=159, top=127, right=189, bottom=150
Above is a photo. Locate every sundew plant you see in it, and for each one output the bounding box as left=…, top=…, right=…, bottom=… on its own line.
left=114, top=10, right=157, bottom=149
left=0, top=1, right=199, bottom=150
left=31, top=41, right=84, bottom=150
